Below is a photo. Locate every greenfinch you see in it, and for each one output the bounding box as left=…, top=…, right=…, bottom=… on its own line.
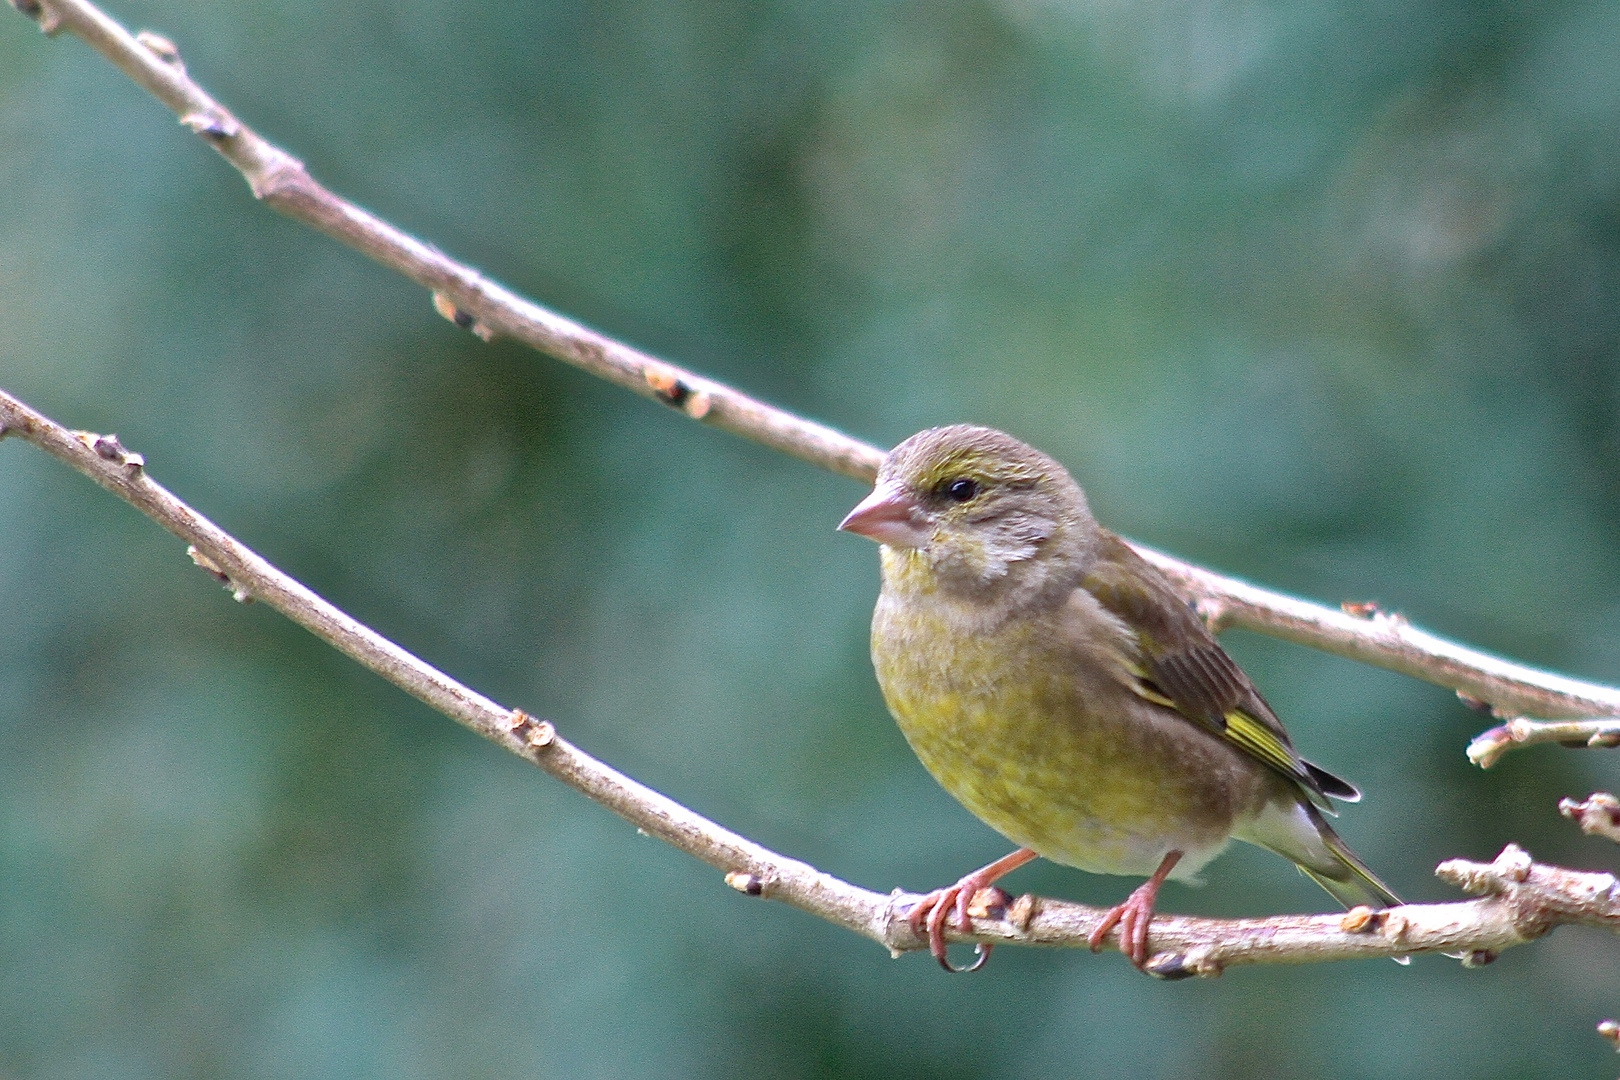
left=839, top=425, right=1398, bottom=972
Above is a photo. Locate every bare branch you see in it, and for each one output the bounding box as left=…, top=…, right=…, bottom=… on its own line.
left=5, top=388, right=1620, bottom=974
left=14, top=0, right=1620, bottom=734
left=11, top=0, right=881, bottom=483
left=1467, top=718, right=1620, bottom=769
left=1148, top=575, right=1620, bottom=723
left=0, top=387, right=890, bottom=948
left=918, top=843, right=1620, bottom=979
left=1560, top=793, right=1620, bottom=845
left=1132, top=843, right=1620, bottom=977
left=13, top=0, right=1620, bottom=733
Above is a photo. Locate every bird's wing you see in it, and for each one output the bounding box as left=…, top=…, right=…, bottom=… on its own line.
left=1080, top=533, right=1358, bottom=808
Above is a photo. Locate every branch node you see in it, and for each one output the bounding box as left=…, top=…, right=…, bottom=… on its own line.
left=1436, top=846, right=1525, bottom=895
left=1456, top=690, right=1493, bottom=715
left=644, top=366, right=713, bottom=420
left=964, top=885, right=1012, bottom=922
left=432, top=291, right=494, bottom=341
left=246, top=154, right=313, bottom=202
left=1505, top=718, right=1537, bottom=743
left=1560, top=793, right=1620, bottom=845
left=433, top=290, right=473, bottom=328
left=503, top=709, right=556, bottom=749
left=133, top=29, right=183, bottom=70
left=1498, top=844, right=1534, bottom=883
left=11, top=0, right=62, bottom=34
left=1466, top=727, right=1511, bottom=768
left=1340, top=905, right=1381, bottom=933
left=185, top=544, right=226, bottom=580
left=1143, top=946, right=1222, bottom=980
left=1469, top=716, right=1620, bottom=768
left=881, top=890, right=918, bottom=956
left=1341, top=600, right=1409, bottom=630
left=74, top=430, right=145, bottom=474
left=1193, top=597, right=1230, bottom=633
left=725, top=870, right=766, bottom=897
left=1142, top=952, right=1194, bottom=980
left=183, top=544, right=253, bottom=601
left=179, top=110, right=239, bottom=139
left=1007, top=892, right=1038, bottom=932
left=1460, top=949, right=1497, bottom=968
left=1428, top=843, right=1619, bottom=944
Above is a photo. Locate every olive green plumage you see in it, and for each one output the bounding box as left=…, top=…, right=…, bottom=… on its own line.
left=843, top=425, right=1398, bottom=938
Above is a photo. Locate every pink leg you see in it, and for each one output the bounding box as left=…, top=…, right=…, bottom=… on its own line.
left=1088, top=851, right=1182, bottom=969
left=909, top=848, right=1038, bottom=972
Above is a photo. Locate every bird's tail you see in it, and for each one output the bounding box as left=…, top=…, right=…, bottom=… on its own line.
left=1237, top=796, right=1406, bottom=962
left=1295, top=802, right=1401, bottom=910
left=1236, top=797, right=1400, bottom=909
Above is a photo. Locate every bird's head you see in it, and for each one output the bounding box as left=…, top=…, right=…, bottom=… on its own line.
left=839, top=425, right=1098, bottom=594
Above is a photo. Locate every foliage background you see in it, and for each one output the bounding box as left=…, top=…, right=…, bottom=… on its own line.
left=4, top=0, right=1620, bottom=1076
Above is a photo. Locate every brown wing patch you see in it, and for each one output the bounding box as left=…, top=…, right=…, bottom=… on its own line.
left=1150, top=645, right=1248, bottom=725
left=1082, top=532, right=1346, bottom=805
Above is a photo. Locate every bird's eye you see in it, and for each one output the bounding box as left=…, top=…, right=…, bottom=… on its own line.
left=944, top=478, right=979, bottom=503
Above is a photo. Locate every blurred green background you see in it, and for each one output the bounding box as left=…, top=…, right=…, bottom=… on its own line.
left=4, top=0, right=1620, bottom=1075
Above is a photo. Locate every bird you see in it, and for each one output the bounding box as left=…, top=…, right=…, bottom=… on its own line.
left=837, top=424, right=1399, bottom=972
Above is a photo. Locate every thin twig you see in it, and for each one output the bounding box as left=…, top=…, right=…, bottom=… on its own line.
left=1598, top=1018, right=1620, bottom=1056
left=12, top=0, right=1620, bottom=732
left=1560, top=794, right=1620, bottom=845
left=8, top=0, right=879, bottom=484
left=5, top=387, right=1620, bottom=973
left=1145, top=569, right=1620, bottom=723
left=1468, top=718, right=1620, bottom=769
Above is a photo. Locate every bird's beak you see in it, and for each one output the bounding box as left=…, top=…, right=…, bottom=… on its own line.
left=838, top=480, right=931, bottom=549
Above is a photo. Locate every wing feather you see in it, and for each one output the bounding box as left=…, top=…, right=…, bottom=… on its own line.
left=1082, top=533, right=1358, bottom=807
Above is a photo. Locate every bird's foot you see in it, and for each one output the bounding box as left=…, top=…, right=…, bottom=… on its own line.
left=907, top=880, right=1001, bottom=973
left=1087, top=887, right=1157, bottom=969
left=907, top=847, right=1037, bottom=973
left=1087, top=850, right=1182, bottom=970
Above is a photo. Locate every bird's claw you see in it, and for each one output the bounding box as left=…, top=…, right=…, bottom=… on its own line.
left=1088, top=850, right=1181, bottom=970
left=1088, top=887, right=1157, bottom=969
left=909, top=881, right=1008, bottom=973
left=905, top=848, right=1036, bottom=973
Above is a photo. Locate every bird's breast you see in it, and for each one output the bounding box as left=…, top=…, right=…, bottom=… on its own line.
left=870, top=590, right=1257, bottom=878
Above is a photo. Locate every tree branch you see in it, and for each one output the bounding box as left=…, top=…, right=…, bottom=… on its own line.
left=0, top=387, right=894, bottom=948
left=6, top=386, right=1620, bottom=974
left=1560, top=793, right=1620, bottom=845
left=12, top=0, right=1620, bottom=735
left=1468, top=718, right=1620, bottom=769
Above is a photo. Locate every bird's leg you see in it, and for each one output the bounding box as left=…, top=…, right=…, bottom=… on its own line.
left=909, top=847, right=1038, bottom=973
left=1088, top=850, right=1182, bottom=969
